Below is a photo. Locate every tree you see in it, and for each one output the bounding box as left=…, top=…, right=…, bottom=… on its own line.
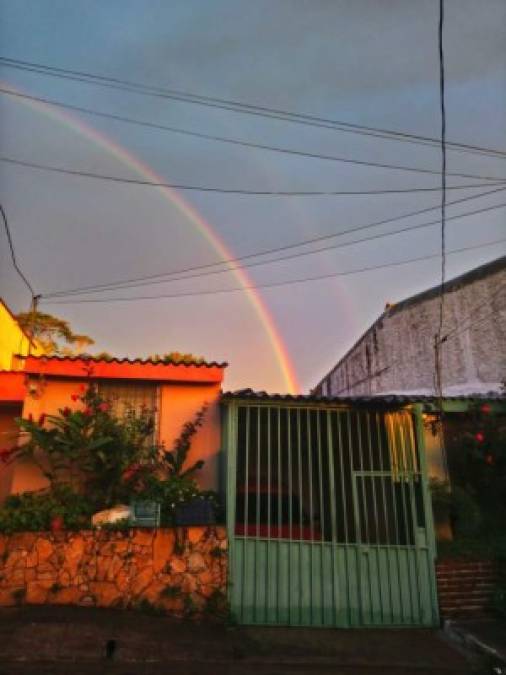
left=16, top=310, right=94, bottom=356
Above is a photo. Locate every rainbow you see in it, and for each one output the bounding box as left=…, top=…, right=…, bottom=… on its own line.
left=1, top=83, right=300, bottom=393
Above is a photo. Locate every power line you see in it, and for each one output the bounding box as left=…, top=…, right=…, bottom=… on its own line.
left=4, top=152, right=505, bottom=197
left=0, top=202, right=36, bottom=297
left=42, top=185, right=506, bottom=298
left=1, top=56, right=505, bottom=160
left=43, top=199, right=506, bottom=299
left=2, top=91, right=506, bottom=175
left=4, top=153, right=506, bottom=197
left=42, top=238, right=506, bottom=305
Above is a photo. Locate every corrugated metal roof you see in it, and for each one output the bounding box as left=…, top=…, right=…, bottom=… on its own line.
left=222, top=388, right=505, bottom=405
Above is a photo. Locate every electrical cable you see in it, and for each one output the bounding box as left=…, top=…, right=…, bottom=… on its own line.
left=1, top=56, right=505, bottom=159
left=42, top=200, right=506, bottom=299
left=42, top=237, right=506, bottom=305
left=42, top=185, right=506, bottom=298
left=0, top=202, right=35, bottom=298
left=2, top=88, right=506, bottom=171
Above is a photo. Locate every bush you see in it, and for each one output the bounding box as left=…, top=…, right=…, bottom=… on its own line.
left=0, top=486, right=93, bottom=534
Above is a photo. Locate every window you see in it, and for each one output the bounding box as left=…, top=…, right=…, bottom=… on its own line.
left=97, top=381, right=159, bottom=442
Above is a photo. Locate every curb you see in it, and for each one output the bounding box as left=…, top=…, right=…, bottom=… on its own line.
left=443, top=619, right=506, bottom=672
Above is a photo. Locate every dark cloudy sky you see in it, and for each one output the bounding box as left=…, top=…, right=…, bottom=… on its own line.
left=1, top=0, right=505, bottom=392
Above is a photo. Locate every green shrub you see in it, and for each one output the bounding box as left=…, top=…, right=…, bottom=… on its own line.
left=0, top=486, right=93, bottom=534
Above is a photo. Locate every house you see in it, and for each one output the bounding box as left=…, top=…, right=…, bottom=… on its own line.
left=0, top=353, right=226, bottom=500
left=313, top=256, right=506, bottom=398
left=0, top=299, right=47, bottom=500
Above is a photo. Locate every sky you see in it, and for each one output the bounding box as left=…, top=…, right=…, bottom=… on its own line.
left=0, top=0, right=505, bottom=393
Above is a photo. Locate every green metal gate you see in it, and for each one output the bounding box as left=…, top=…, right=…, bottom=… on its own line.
left=223, top=399, right=439, bottom=627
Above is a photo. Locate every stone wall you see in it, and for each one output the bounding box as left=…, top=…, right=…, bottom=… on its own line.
left=0, top=527, right=227, bottom=617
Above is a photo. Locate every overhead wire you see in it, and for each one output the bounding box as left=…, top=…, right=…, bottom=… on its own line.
left=0, top=202, right=36, bottom=298
left=42, top=200, right=506, bottom=299
left=42, top=237, right=506, bottom=305
left=1, top=56, right=505, bottom=159
left=3, top=153, right=506, bottom=195
left=42, top=185, right=506, bottom=298
left=2, top=89, right=506, bottom=175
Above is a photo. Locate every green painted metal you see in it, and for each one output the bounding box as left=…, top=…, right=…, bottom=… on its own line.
left=225, top=400, right=439, bottom=627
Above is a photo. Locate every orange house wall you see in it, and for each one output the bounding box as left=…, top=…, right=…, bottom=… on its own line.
left=8, top=378, right=223, bottom=497
left=0, top=404, right=22, bottom=500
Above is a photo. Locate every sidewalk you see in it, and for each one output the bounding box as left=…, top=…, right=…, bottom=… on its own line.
left=0, top=605, right=480, bottom=674
left=444, top=618, right=506, bottom=670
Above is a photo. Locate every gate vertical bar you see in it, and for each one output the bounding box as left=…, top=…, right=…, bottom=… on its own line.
left=376, top=411, right=395, bottom=624
left=413, top=404, right=440, bottom=626
left=225, top=401, right=238, bottom=620
left=326, top=409, right=339, bottom=625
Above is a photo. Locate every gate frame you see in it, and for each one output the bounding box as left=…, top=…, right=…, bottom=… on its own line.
left=221, top=397, right=440, bottom=627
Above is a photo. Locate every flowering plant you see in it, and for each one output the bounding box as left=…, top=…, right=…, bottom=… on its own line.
left=14, top=386, right=158, bottom=508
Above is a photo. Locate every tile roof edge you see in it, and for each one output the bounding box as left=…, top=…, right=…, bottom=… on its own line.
left=18, top=354, right=228, bottom=368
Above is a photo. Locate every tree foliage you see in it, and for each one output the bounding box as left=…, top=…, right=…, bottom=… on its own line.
left=16, top=310, right=94, bottom=355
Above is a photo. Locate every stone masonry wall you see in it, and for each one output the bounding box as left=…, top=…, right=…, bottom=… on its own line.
left=0, top=527, right=227, bottom=617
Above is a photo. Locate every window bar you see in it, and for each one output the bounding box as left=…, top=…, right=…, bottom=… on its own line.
left=376, top=411, right=395, bottom=624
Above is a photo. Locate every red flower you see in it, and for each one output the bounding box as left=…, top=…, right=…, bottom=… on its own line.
left=38, top=413, right=46, bottom=426
left=71, top=394, right=80, bottom=402
left=27, top=413, right=34, bottom=423
left=485, top=454, right=495, bottom=465
left=62, top=406, right=72, bottom=418
left=79, top=385, right=87, bottom=392
left=122, top=463, right=140, bottom=482
left=480, top=404, right=491, bottom=415
left=83, top=407, right=93, bottom=417
left=475, top=432, right=485, bottom=443
left=98, top=402, right=110, bottom=413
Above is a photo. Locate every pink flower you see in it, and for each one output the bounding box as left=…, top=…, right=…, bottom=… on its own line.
left=475, top=432, right=485, bottom=443
left=83, top=407, right=93, bottom=417
left=98, top=402, right=110, bottom=413
left=481, top=404, right=491, bottom=415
